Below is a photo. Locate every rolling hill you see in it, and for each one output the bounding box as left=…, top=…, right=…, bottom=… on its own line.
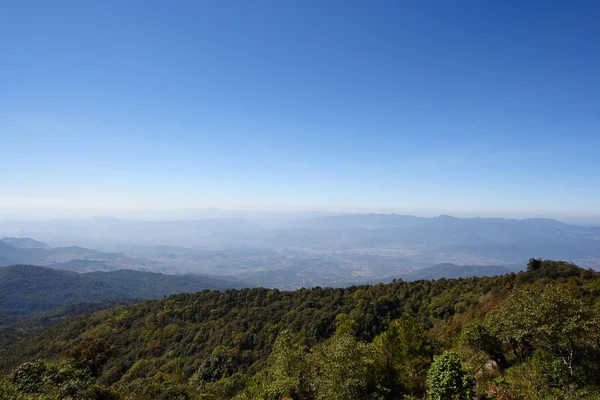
left=0, top=264, right=248, bottom=322
left=0, top=240, right=119, bottom=267
left=1, top=237, right=50, bottom=249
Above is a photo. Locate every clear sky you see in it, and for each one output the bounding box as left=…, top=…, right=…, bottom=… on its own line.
left=1, top=0, right=599, bottom=221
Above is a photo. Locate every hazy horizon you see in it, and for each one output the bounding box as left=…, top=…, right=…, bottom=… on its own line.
left=3, top=208, right=600, bottom=285
left=2, top=196, right=600, bottom=223
left=1, top=205, right=600, bottom=226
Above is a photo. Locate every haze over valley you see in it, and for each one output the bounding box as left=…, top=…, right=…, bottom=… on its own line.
left=2, top=212, right=599, bottom=289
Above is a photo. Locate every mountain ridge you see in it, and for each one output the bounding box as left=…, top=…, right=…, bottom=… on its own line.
left=1, top=237, right=50, bottom=249
left=0, top=264, right=248, bottom=322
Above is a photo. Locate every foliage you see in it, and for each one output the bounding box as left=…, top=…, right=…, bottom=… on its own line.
left=527, top=258, right=542, bottom=271
left=249, top=329, right=308, bottom=398
left=485, top=284, right=600, bottom=380
left=65, top=338, right=115, bottom=377
left=0, top=259, right=598, bottom=399
left=8, top=358, right=95, bottom=398
left=426, top=352, right=474, bottom=400
left=306, top=332, right=379, bottom=400
left=193, top=346, right=235, bottom=383
left=372, top=314, right=431, bottom=397
left=460, top=322, right=501, bottom=358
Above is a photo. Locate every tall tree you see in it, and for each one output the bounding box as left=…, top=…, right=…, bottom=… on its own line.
left=307, top=332, right=378, bottom=400
left=373, top=314, right=431, bottom=398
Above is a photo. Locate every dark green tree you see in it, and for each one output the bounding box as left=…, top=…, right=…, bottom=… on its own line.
left=527, top=258, right=542, bottom=271
left=194, top=346, right=235, bottom=383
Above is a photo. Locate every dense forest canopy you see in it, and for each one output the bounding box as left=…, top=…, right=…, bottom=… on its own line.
left=0, top=259, right=599, bottom=399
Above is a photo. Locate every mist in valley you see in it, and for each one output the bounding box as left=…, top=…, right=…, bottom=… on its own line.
left=2, top=211, right=599, bottom=290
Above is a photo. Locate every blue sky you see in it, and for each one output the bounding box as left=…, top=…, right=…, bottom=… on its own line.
left=1, top=0, right=599, bottom=220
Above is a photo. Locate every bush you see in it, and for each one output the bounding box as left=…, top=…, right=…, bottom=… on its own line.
left=426, top=352, right=473, bottom=400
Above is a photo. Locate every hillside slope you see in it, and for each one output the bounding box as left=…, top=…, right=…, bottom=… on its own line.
left=0, top=241, right=123, bottom=267
left=1, top=260, right=598, bottom=399
left=0, top=299, right=138, bottom=350
left=1, top=237, right=50, bottom=249
left=0, top=265, right=247, bottom=321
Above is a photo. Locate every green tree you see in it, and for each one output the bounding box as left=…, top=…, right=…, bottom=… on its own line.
left=307, top=332, right=379, bottom=400
left=251, top=330, right=308, bottom=399
left=485, top=285, right=599, bottom=377
left=373, top=314, right=431, bottom=398
left=426, top=352, right=473, bottom=400
left=193, top=346, right=235, bottom=383
left=123, top=359, right=157, bottom=381
left=65, top=338, right=114, bottom=377
left=527, top=258, right=542, bottom=271
left=460, top=322, right=503, bottom=363
left=9, top=359, right=95, bottom=398
left=10, top=360, right=47, bottom=393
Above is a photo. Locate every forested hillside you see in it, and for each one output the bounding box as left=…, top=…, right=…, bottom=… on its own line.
left=0, top=299, right=138, bottom=351
left=0, top=260, right=599, bottom=399
left=0, top=265, right=246, bottom=323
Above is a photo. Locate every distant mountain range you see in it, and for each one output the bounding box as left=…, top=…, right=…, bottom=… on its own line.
left=0, top=237, right=123, bottom=270
left=2, top=215, right=599, bottom=261
left=276, top=215, right=600, bottom=258
left=362, top=263, right=518, bottom=285
left=400, top=263, right=517, bottom=281
left=1, top=213, right=599, bottom=288
left=3, top=215, right=600, bottom=258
